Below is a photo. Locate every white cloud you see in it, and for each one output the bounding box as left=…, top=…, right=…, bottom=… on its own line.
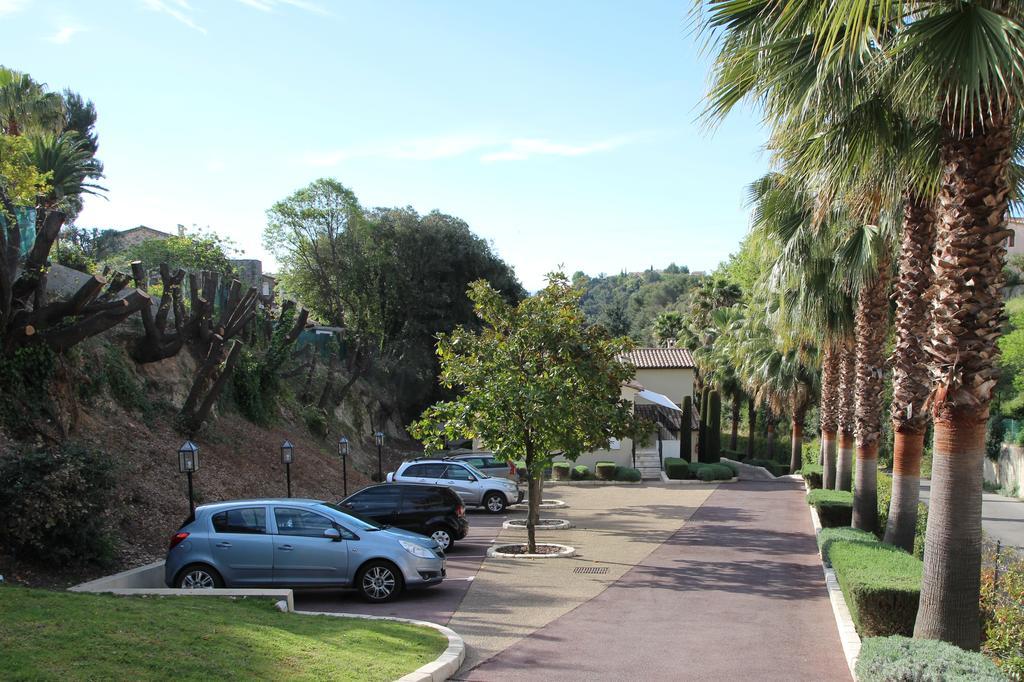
left=47, top=25, right=84, bottom=44
left=233, top=0, right=327, bottom=14
left=0, top=0, right=29, bottom=16
left=304, top=133, right=637, bottom=167
left=480, top=136, right=633, bottom=162
left=142, top=0, right=206, bottom=33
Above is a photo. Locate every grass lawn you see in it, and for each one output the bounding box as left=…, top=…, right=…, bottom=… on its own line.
left=0, top=586, right=446, bottom=681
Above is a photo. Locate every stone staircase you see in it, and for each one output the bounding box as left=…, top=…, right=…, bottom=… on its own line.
left=633, top=452, right=663, bottom=480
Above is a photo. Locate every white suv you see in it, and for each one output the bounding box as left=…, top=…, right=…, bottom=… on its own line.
left=387, top=459, right=523, bottom=513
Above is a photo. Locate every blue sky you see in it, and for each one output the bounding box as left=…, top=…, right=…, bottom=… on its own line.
left=4, top=0, right=768, bottom=289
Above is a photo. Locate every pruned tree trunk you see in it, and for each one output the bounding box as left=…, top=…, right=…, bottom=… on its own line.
left=317, top=353, right=339, bottom=410
left=914, top=112, right=1012, bottom=650
left=886, top=193, right=936, bottom=552
left=820, top=344, right=840, bottom=489
left=836, top=339, right=856, bottom=492
left=853, top=250, right=892, bottom=533
left=790, top=404, right=805, bottom=475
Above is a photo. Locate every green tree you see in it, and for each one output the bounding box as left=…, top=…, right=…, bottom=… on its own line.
left=411, top=273, right=637, bottom=553
left=114, top=232, right=236, bottom=275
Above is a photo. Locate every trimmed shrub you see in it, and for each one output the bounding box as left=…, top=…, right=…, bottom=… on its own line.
left=748, top=458, right=788, bottom=477
left=817, top=527, right=879, bottom=567
left=875, top=471, right=929, bottom=559
left=694, top=463, right=733, bottom=481
left=856, top=636, right=1005, bottom=682
left=614, top=466, right=642, bottom=482
left=552, top=462, right=571, bottom=481
left=571, top=464, right=590, bottom=481
left=830, top=541, right=922, bottom=637
left=717, top=458, right=739, bottom=477
left=664, top=457, right=689, bottom=480
left=0, top=443, right=116, bottom=567
left=807, top=489, right=854, bottom=528
left=802, top=470, right=823, bottom=489
left=595, top=461, right=616, bottom=481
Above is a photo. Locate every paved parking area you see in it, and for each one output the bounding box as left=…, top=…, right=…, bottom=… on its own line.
left=292, top=507, right=508, bottom=623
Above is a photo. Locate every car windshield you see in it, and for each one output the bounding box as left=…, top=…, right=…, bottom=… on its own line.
left=318, top=503, right=386, bottom=530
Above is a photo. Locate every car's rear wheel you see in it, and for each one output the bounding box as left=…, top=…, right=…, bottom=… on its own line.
left=484, top=491, right=507, bottom=514
left=429, top=526, right=453, bottom=551
left=357, top=560, right=404, bottom=602
left=176, top=564, right=223, bottom=589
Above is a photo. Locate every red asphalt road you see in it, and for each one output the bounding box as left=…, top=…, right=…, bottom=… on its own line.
left=292, top=508, right=509, bottom=623
left=461, top=480, right=850, bottom=682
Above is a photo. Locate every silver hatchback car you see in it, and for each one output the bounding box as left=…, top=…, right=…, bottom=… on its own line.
left=164, top=499, right=445, bottom=602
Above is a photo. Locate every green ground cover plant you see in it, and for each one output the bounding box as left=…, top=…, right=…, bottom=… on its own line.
left=0, top=587, right=446, bottom=681
left=806, top=489, right=853, bottom=528
left=856, top=636, right=1006, bottom=682
left=829, top=541, right=923, bottom=637
left=981, top=543, right=1024, bottom=679
left=613, top=466, right=642, bottom=482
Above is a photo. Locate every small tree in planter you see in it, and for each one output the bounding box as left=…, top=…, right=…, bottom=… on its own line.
left=411, top=273, right=638, bottom=553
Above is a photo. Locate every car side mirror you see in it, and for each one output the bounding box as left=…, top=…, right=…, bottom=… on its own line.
left=323, top=528, right=342, bottom=542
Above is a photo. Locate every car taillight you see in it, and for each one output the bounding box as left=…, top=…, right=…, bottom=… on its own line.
left=169, top=532, right=189, bottom=550
left=456, top=504, right=465, bottom=517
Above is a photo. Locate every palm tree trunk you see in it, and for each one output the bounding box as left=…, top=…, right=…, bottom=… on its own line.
left=766, top=418, right=775, bottom=460
left=853, top=252, right=891, bottom=533
left=820, top=345, right=840, bottom=489
left=746, top=397, right=755, bottom=460
left=789, top=416, right=803, bottom=474
left=730, top=390, right=740, bottom=451
left=885, top=193, right=936, bottom=552
left=836, top=339, right=856, bottom=492
left=914, top=112, right=1013, bottom=650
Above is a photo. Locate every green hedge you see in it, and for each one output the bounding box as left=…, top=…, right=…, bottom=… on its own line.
left=817, top=527, right=878, bottom=567
left=552, top=462, right=571, bottom=481
left=748, top=458, right=788, bottom=477
left=595, top=461, right=616, bottom=481
left=807, top=489, right=853, bottom=528
left=613, top=466, right=642, bottom=482
left=830, top=541, right=922, bottom=637
left=856, top=636, right=1006, bottom=681
left=800, top=461, right=823, bottom=489
left=664, top=457, right=689, bottom=480
left=571, top=465, right=591, bottom=481
left=692, top=462, right=733, bottom=481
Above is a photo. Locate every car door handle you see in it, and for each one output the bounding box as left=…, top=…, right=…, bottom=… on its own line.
left=215, top=541, right=232, bottom=548
left=278, top=544, right=293, bottom=551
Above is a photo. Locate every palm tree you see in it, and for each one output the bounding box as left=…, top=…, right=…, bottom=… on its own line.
left=698, top=0, right=1024, bottom=647
left=29, top=132, right=105, bottom=215
left=0, top=68, right=63, bottom=136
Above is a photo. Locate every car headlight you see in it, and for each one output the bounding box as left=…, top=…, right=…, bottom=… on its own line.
left=399, top=539, right=435, bottom=559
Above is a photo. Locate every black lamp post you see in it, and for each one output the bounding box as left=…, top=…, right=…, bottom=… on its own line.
left=338, top=436, right=349, bottom=497
left=374, top=431, right=385, bottom=482
left=178, top=440, right=199, bottom=517
left=281, top=440, right=294, bottom=498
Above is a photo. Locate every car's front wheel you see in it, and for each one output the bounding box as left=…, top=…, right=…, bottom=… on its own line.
left=483, top=491, right=507, bottom=514
left=176, top=564, right=223, bottom=589
left=357, top=560, right=404, bottom=602
left=429, top=526, right=454, bottom=551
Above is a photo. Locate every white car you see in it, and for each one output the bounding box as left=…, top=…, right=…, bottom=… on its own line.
left=387, top=459, right=523, bottom=513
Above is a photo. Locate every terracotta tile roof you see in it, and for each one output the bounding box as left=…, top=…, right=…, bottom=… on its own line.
left=625, top=347, right=696, bottom=369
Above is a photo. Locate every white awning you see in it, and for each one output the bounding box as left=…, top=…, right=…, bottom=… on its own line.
left=635, top=389, right=681, bottom=412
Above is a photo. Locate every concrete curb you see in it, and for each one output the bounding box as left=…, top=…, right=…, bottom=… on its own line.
left=658, top=472, right=739, bottom=485
left=805, top=481, right=861, bottom=679
left=511, top=499, right=568, bottom=509
left=502, top=519, right=574, bottom=530
left=296, top=611, right=465, bottom=682
left=487, top=543, right=576, bottom=559
left=545, top=480, right=642, bottom=487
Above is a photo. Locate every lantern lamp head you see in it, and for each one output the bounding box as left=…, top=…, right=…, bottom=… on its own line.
left=338, top=436, right=349, bottom=457
left=374, top=431, right=385, bottom=446
left=281, top=440, right=294, bottom=464
left=178, top=440, right=199, bottom=473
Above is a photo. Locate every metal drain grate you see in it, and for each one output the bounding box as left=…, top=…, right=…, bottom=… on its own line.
left=573, top=566, right=609, bottom=575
